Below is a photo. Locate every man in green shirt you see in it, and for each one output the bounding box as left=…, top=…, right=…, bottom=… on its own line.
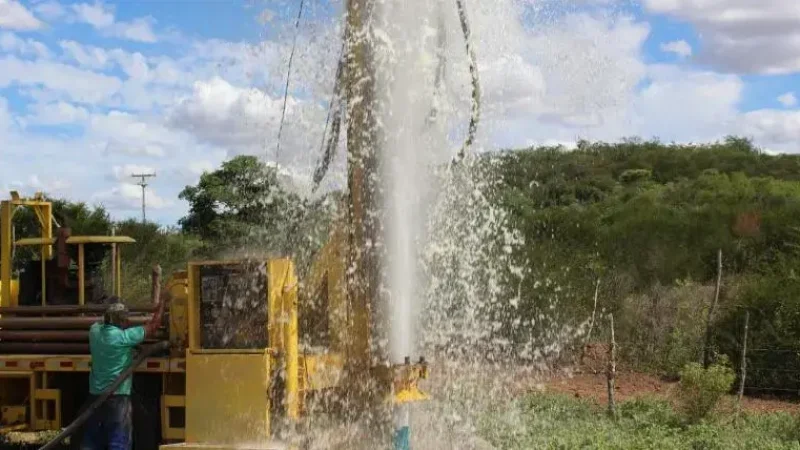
left=81, top=266, right=166, bottom=450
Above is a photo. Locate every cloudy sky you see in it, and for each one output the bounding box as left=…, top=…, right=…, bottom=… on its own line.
left=1, top=0, right=799, bottom=224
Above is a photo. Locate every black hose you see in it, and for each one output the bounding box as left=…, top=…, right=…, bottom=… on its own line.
left=38, top=341, right=170, bottom=450
left=454, top=0, right=481, bottom=163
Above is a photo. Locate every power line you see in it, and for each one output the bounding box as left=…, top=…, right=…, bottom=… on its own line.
left=274, top=0, right=306, bottom=166
left=131, top=173, right=156, bottom=223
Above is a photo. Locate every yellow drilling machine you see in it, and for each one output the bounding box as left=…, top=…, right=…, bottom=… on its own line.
left=0, top=192, right=429, bottom=450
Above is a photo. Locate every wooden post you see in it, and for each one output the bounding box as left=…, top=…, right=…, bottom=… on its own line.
left=581, top=278, right=601, bottom=366
left=736, top=311, right=749, bottom=418
left=703, top=249, right=723, bottom=368
left=607, top=313, right=616, bottom=417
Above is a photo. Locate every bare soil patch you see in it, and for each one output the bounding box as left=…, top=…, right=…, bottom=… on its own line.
left=541, top=370, right=800, bottom=414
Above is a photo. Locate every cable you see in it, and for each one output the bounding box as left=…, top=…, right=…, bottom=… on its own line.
left=312, top=40, right=346, bottom=193
left=274, top=0, right=306, bottom=166
left=38, top=341, right=170, bottom=450
left=454, top=0, right=481, bottom=162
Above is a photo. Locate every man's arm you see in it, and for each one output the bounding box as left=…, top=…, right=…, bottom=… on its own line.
left=143, top=264, right=166, bottom=338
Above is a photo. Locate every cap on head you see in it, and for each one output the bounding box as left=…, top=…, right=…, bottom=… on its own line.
left=104, top=302, right=129, bottom=327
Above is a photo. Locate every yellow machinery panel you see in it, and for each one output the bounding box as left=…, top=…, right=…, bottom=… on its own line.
left=0, top=280, right=19, bottom=308
left=166, top=271, right=189, bottom=355
left=185, top=351, right=271, bottom=445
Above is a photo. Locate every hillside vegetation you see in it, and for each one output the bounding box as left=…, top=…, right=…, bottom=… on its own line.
left=494, top=137, right=800, bottom=389
left=6, top=138, right=800, bottom=391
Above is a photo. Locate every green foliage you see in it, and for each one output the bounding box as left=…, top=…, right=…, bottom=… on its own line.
left=177, top=155, right=334, bottom=271
left=112, top=220, right=203, bottom=305
left=716, top=275, right=800, bottom=392
left=678, top=359, right=736, bottom=423
left=480, top=393, right=800, bottom=450
left=6, top=197, right=112, bottom=270
left=489, top=138, right=800, bottom=378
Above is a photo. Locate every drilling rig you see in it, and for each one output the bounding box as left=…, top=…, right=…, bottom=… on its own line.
left=0, top=0, right=487, bottom=446
left=0, top=2, right=428, bottom=447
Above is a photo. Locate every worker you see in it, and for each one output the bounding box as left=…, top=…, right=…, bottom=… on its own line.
left=80, top=265, right=166, bottom=450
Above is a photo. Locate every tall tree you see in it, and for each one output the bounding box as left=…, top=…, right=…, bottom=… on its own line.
left=178, top=155, right=335, bottom=265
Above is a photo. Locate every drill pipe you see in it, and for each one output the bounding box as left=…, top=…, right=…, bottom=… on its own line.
left=0, top=330, right=167, bottom=342
left=0, top=330, right=90, bottom=341
left=0, top=316, right=150, bottom=330
left=0, top=343, right=90, bottom=354
left=0, top=305, right=155, bottom=315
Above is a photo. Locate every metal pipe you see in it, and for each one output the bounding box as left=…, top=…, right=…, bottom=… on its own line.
left=0, top=330, right=89, bottom=341
left=0, top=305, right=156, bottom=315
left=0, top=330, right=167, bottom=342
left=0, top=342, right=90, bottom=354
left=0, top=316, right=150, bottom=329
left=78, top=243, right=85, bottom=306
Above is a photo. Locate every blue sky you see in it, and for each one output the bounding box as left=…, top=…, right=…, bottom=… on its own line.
left=0, top=0, right=798, bottom=224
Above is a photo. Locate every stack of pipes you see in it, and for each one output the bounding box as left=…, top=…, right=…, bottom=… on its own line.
left=0, top=305, right=166, bottom=354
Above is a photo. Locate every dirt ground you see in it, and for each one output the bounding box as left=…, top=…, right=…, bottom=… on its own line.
left=542, top=370, right=800, bottom=414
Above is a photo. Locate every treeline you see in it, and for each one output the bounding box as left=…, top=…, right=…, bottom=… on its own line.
left=9, top=138, right=800, bottom=391
left=6, top=155, right=335, bottom=306
left=493, top=137, right=800, bottom=390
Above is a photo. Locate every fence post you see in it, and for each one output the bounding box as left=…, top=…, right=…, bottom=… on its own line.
left=736, top=311, right=749, bottom=420
left=703, top=249, right=723, bottom=368
left=607, top=313, right=616, bottom=417
left=581, top=278, right=601, bottom=366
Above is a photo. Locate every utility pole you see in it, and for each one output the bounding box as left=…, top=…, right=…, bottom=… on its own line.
left=131, top=173, right=156, bottom=223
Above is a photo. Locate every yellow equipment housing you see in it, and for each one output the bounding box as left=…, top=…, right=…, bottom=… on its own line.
left=0, top=193, right=428, bottom=449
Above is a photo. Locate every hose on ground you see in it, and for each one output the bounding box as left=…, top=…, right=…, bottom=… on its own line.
left=38, top=341, right=170, bottom=450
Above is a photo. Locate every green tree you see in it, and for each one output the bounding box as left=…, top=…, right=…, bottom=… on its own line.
left=112, top=220, right=202, bottom=305
left=8, top=198, right=112, bottom=270
left=178, top=155, right=336, bottom=270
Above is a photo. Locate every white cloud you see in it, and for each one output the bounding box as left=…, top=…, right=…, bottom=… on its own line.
left=112, top=17, right=157, bottom=43
left=71, top=2, right=114, bottom=28
left=92, top=182, right=171, bottom=211
left=0, top=95, right=11, bottom=131
left=0, top=31, right=50, bottom=58
left=33, top=1, right=65, bottom=21
left=660, top=39, right=692, bottom=58
left=89, top=110, right=200, bottom=158
left=633, top=65, right=743, bottom=141
left=70, top=1, right=157, bottom=43
left=644, top=0, right=800, bottom=74
left=109, top=164, right=156, bottom=182
left=167, top=77, right=323, bottom=159
left=0, top=55, right=122, bottom=104
left=24, top=101, right=89, bottom=125
left=59, top=40, right=111, bottom=69
left=778, top=92, right=798, bottom=108
left=8, top=175, right=71, bottom=194
left=3, top=0, right=800, bottom=225
left=739, top=110, right=800, bottom=146
left=0, top=0, right=43, bottom=30
left=187, top=160, right=215, bottom=176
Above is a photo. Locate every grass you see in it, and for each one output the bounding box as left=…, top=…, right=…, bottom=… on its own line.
left=478, top=393, right=800, bottom=449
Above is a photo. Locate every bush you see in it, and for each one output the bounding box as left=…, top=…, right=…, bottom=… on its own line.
left=678, top=358, right=736, bottom=423
left=715, top=275, right=800, bottom=393
left=480, top=393, right=800, bottom=449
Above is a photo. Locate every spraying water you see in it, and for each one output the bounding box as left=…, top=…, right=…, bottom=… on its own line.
left=257, top=0, right=635, bottom=447
left=376, top=0, right=447, bottom=365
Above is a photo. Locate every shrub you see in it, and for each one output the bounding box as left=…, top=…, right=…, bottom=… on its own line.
left=678, top=358, right=736, bottom=423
